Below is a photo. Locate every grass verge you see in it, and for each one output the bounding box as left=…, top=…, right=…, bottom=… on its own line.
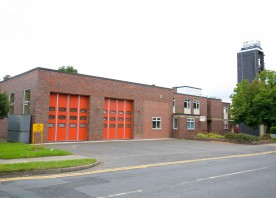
left=0, top=142, right=71, bottom=159
left=0, top=159, right=97, bottom=173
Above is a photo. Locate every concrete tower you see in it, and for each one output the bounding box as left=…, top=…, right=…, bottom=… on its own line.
left=237, top=40, right=265, bottom=136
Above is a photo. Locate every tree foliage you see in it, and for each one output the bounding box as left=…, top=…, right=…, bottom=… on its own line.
left=58, top=66, right=78, bottom=73
left=0, top=92, right=10, bottom=119
left=2, top=75, right=11, bottom=81
left=230, top=70, right=276, bottom=130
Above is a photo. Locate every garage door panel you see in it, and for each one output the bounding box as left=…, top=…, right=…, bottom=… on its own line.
left=48, top=93, right=57, bottom=141
left=56, top=94, right=67, bottom=141
left=48, top=93, right=89, bottom=142
left=78, top=96, right=88, bottom=141
left=104, top=98, right=132, bottom=140
left=68, top=95, right=78, bottom=141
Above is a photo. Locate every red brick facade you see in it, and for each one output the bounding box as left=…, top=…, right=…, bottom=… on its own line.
left=0, top=68, right=230, bottom=142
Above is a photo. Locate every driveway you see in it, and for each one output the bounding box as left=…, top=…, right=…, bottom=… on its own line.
left=47, top=139, right=276, bottom=170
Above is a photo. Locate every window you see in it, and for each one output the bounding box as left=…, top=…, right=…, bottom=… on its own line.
left=187, top=118, right=195, bottom=130
left=193, top=100, right=200, bottom=109
left=70, top=116, right=77, bottom=120
left=193, top=100, right=200, bottom=115
left=80, top=124, right=87, bottom=128
left=49, top=115, right=55, bottom=119
left=152, top=117, right=161, bottom=129
left=9, top=93, right=14, bottom=114
left=23, top=89, right=30, bottom=114
left=118, top=111, right=124, bottom=115
left=173, top=98, right=176, bottom=113
left=223, top=106, right=228, bottom=119
left=58, top=115, right=66, bottom=120
left=184, top=99, right=191, bottom=114
left=70, top=123, right=77, bottom=128
left=224, top=121, right=228, bottom=129
left=184, top=99, right=191, bottom=108
left=173, top=118, right=178, bottom=129
left=59, top=107, right=66, bottom=112
left=58, top=123, right=66, bottom=127
left=80, top=116, right=87, bottom=120
left=70, top=108, right=77, bottom=112
left=80, top=109, right=87, bottom=113
left=49, top=107, right=55, bottom=111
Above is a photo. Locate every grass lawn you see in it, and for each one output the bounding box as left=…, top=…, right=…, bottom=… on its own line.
left=0, top=159, right=97, bottom=173
left=0, top=142, right=71, bottom=159
left=0, top=142, right=97, bottom=173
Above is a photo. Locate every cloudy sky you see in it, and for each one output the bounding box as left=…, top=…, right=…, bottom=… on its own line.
left=1, top=0, right=276, bottom=102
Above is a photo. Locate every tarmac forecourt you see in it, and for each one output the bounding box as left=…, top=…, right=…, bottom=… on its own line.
left=0, top=150, right=275, bottom=182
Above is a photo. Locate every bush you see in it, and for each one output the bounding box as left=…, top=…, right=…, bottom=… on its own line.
left=196, top=133, right=224, bottom=140
left=270, top=127, right=276, bottom=134
left=224, top=133, right=260, bottom=142
left=206, top=133, right=224, bottom=139
left=196, top=133, right=207, bottom=139
left=261, top=134, right=271, bottom=140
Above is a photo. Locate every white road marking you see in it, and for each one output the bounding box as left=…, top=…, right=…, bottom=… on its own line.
left=196, top=167, right=268, bottom=182
left=97, top=190, right=142, bottom=198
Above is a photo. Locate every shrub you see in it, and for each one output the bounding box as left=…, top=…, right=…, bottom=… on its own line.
left=270, top=127, right=276, bottom=134
left=196, top=133, right=224, bottom=140
left=196, top=133, right=208, bottom=139
left=224, top=133, right=260, bottom=142
left=261, top=134, right=271, bottom=140
left=206, top=133, right=224, bottom=139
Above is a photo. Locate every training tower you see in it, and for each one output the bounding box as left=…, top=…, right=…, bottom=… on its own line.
left=237, top=40, right=265, bottom=136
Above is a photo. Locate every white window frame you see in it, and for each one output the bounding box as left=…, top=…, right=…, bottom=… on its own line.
left=187, top=118, right=195, bottom=130
left=224, top=121, right=228, bottom=129
left=184, top=99, right=191, bottom=114
left=152, top=117, right=161, bottom=129
left=173, top=117, right=178, bottom=129
left=9, top=93, right=15, bottom=114
left=193, top=100, right=200, bottom=115
left=23, top=89, right=31, bottom=114
left=223, top=106, right=228, bottom=119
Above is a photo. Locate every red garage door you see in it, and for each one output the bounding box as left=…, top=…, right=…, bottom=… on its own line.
left=48, top=93, right=89, bottom=142
left=103, top=99, right=132, bottom=140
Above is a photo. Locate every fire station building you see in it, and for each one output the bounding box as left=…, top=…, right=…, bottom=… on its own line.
left=0, top=68, right=230, bottom=142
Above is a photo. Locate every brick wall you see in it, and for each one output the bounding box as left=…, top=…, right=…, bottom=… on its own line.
left=36, top=68, right=173, bottom=141
left=172, top=94, right=208, bottom=138
left=0, top=67, right=231, bottom=142
left=0, top=69, right=39, bottom=139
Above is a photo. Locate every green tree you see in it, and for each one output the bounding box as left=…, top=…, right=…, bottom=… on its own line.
left=0, top=92, right=10, bottom=119
left=3, top=75, right=11, bottom=80
left=230, top=70, right=276, bottom=131
left=58, top=66, right=78, bottom=73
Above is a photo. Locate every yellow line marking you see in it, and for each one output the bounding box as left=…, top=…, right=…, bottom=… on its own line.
left=1, top=150, right=275, bottom=182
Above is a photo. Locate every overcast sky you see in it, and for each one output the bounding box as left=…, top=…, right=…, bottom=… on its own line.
left=1, top=0, right=276, bottom=102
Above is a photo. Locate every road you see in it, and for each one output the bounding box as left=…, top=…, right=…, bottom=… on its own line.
left=1, top=140, right=276, bottom=197
left=0, top=151, right=276, bottom=198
